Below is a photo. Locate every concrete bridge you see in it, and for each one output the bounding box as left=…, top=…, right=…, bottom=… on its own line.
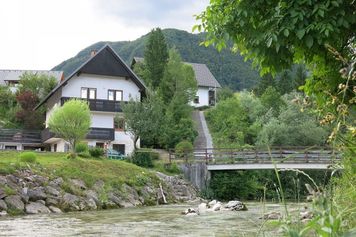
left=170, top=147, right=340, bottom=189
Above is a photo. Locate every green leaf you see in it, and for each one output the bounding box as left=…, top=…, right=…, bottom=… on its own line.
left=284, top=29, right=289, bottom=37
left=305, top=35, right=313, bottom=48
left=266, top=37, right=273, bottom=47
left=296, top=29, right=305, bottom=39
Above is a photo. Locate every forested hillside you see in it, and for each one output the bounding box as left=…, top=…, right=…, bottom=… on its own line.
left=53, top=29, right=260, bottom=90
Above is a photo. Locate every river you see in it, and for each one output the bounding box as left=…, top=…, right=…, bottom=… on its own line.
left=0, top=202, right=295, bottom=236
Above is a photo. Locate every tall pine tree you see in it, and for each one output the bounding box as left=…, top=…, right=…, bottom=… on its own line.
left=144, top=28, right=169, bottom=89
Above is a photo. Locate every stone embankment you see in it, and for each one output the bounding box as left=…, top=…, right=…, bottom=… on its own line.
left=0, top=170, right=197, bottom=217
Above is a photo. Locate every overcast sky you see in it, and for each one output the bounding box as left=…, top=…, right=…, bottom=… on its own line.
left=0, top=0, right=208, bottom=70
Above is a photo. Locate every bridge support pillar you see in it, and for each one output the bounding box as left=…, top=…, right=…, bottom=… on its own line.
left=180, top=162, right=210, bottom=191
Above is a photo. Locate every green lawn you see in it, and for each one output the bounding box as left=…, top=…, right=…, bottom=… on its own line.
left=0, top=151, right=159, bottom=190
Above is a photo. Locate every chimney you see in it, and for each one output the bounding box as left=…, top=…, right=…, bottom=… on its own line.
left=90, top=50, right=97, bottom=57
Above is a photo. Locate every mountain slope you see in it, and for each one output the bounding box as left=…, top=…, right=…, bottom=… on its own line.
left=53, top=29, right=260, bottom=90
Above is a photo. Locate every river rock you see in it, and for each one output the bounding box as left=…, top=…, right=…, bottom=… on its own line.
left=61, top=193, right=80, bottom=211
left=108, top=192, right=133, bottom=208
left=182, top=208, right=197, bottom=215
left=260, top=212, right=281, bottom=220
left=212, top=202, right=222, bottom=211
left=25, top=202, right=51, bottom=214
left=186, top=212, right=198, bottom=216
left=69, top=179, right=87, bottom=191
left=48, top=206, right=62, bottom=213
left=28, top=187, right=47, bottom=201
left=0, top=211, right=7, bottom=217
left=36, top=200, right=46, bottom=205
left=0, top=200, right=8, bottom=211
left=198, top=203, right=207, bottom=213
left=5, top=175, right=19, bottom=190
left=225, top=200, right=248, bottom=211
left=4, top=195, right=24, bottom=211
left=208, top=200, right=217, bottom=207
left=0, top=176, right=7, bottom=186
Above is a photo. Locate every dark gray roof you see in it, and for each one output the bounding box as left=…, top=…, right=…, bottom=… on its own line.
left=132, top=57, right=221, bottom=88
left=0, top=70, right=63, bottom=86
left=36, top=44, right=146, bottom=109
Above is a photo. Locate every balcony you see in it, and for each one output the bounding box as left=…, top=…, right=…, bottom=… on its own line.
left=0, top=129, right=42, bottom=144
left=61, top=97, right=126, bottom=112
left=41, top=127, right=114, bottom=142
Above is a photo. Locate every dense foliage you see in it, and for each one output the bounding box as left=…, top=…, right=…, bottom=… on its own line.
left=48, top=99, right=91, bottom=154
left=124, top=32, right=198, bottom=149
left=53, top=29, right=261, bottom=91
left=206, top=91, right=328, bottom=148
left=0, top=73, right=57, bottom=129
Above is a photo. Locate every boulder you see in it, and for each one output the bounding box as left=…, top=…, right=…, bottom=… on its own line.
left=46, top=186, right=60, bottom=197
left=84, top=198, right=97, bottom=210
left=208, top=200, right=217, bottom=207
left=225, top=200, right=248, bottom=211
left=25, top=202, right=51, bottom=214
left=46, top=196, right=60, bottom=206
left=0, top=188, right=6, bottom=199
left=61, top=193, right=80, bottom=211
left=212, top=202, right=222, bottom=211
left=102, top=200, right=117, bottom=209
left=85, top=190, right=100, bottom=206
left=0, top=176, right=7, bottom=186
left=48, top=177, right=63, bottom=188
left=198, top=203, right=207, bottom=214
left=36, top=200, right=46, bottom=205
left=108, top=192, right=133, bottom=208
left=28, top=187, right=47, bottom=201
left=186, top=212, right=198, bottom=216
left=0, top=211, right=7, bottom=217
left=122, top=184, right=141, bottom=206
left=0, top=200, right=8, bottom=211
left=4, top=195, right=24, bottom=211
left=69, top=179, right=87, bottom=191
left=48, top=206, right=62, bottom=214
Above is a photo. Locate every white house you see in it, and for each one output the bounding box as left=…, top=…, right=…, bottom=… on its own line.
left=36, top=45, right=146, bottom=155
left=0, top=70, right=63, bottom=93
left=131, top=57, right=221, bottom=107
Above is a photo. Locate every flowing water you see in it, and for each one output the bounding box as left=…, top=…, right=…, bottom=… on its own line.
left=0, top=202, right=297, bottom=237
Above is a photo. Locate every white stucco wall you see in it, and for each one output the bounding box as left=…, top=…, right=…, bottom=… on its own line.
left=190, top=87, right=210, bottom=107
left=111, top=131, right=139, bottom=156
left=45, top=89, right=62, bottom=127
left=91, top=112, right=114, bottom=128
left=61, top=74, right=141, bottom=101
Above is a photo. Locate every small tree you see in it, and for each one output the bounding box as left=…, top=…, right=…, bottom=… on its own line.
left=122, top=93, right=165, bottom=149
left=48, top=99, right=91, bottom=154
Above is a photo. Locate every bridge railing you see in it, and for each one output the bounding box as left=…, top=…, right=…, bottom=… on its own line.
left=168, top=147, right=340, bottom=165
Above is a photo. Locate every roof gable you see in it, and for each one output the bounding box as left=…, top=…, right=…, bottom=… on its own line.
left=36, top=45, right=146, bottom=109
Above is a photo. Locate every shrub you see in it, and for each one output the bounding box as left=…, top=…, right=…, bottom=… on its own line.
left=19, top=152, right=37, bottom=163
left=89, top=147, right=104, bottom=158
left=131, top=149, right=158, bottom=168
left=175, top=140, right=193, bottom=159
left=78, top=151, right=91, bottom=158
left=75, top=143, right=88, bottom=153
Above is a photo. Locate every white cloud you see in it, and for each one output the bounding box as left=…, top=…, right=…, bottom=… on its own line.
left=0, top=0, right=208, bottom=70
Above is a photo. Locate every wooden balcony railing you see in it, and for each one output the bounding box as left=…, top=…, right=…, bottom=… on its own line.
left=0, top=129, right=42, bottom=144
left=41, top=127, right=115, bottom=142
left=61, top=97, right=127, bottom=112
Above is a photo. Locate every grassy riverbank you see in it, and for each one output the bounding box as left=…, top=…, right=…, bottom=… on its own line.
left=0, top=151, right=160, bottom=189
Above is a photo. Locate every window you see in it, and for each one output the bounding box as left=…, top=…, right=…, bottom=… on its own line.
left=194, top=96, right=200, bottom=104
left=5, top=145, right=17, bottom=150
left=114, top=116, right=125, bottom=131
left=113, top=144, right=125, bottom=155
left=108, top=90, right=123, bottom=101
left=81, top=88, right=96, bottom=99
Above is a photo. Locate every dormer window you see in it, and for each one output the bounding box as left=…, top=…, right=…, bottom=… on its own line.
left=108, top=89, right=123, bottom=101
left=81, top=88, right=96, bottom=99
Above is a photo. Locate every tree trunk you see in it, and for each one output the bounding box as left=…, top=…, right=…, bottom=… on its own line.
left=134, top=136, right=139, bottom=150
